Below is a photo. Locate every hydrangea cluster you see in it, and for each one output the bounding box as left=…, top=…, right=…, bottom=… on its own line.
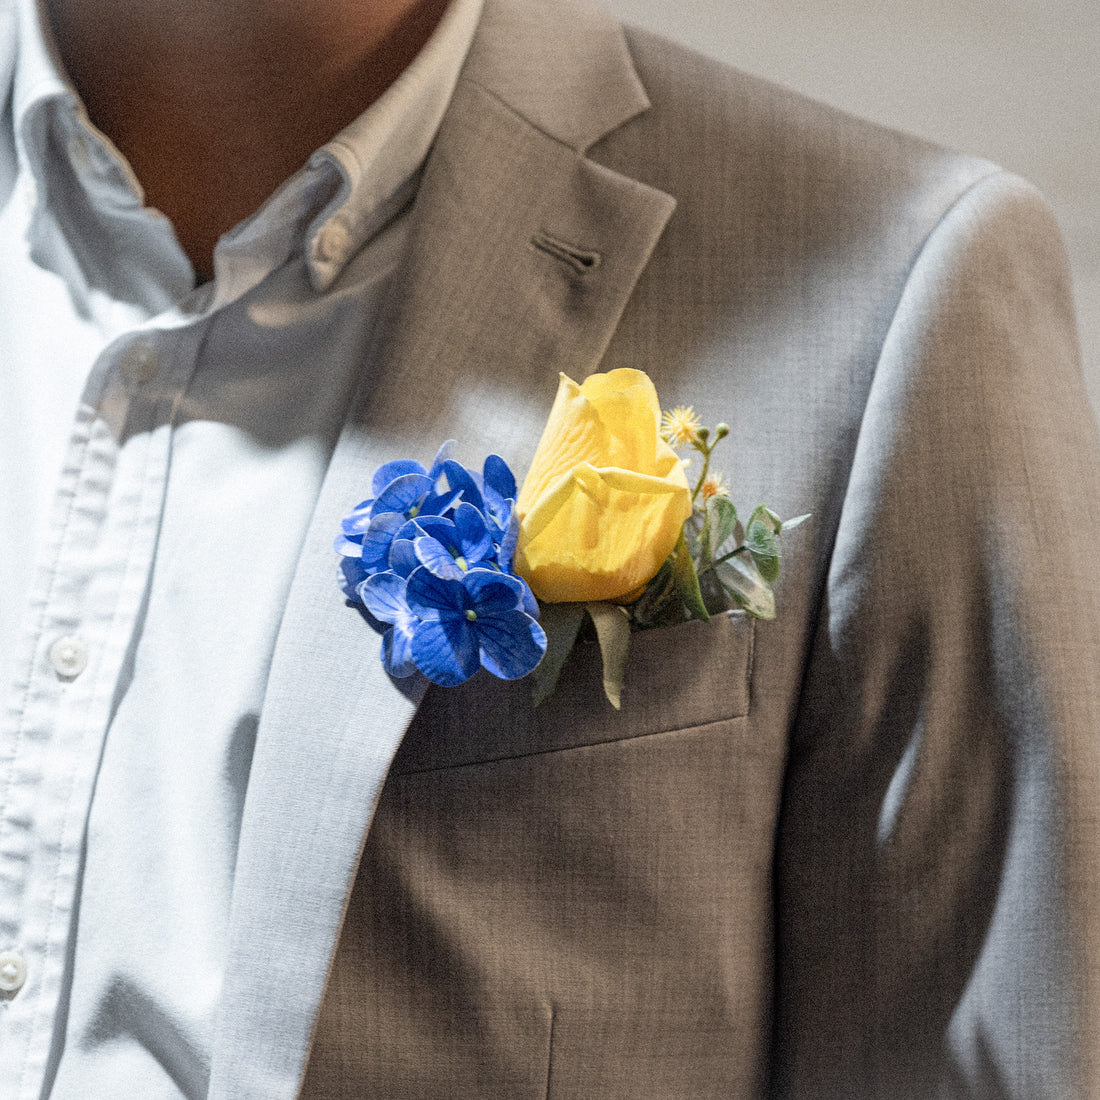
left=336, top=442, right=547, bottom=687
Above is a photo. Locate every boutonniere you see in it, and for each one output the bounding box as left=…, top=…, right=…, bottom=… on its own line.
left=336, top=369, right=806, bottom=707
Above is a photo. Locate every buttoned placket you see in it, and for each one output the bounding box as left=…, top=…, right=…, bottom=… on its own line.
left=0, top=320, right=206, bottom=1098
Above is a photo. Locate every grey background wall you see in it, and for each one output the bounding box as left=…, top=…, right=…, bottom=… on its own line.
left=600, top=0, right=1100, bottom=413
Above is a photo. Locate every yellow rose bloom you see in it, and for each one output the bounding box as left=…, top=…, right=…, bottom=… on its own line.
left=515, top=369, right=692, bottom=603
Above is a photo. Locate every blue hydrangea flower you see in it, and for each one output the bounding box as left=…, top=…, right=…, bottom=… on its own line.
left=407, top=566, right=545, bottom=686
left=439, top=457, right=519, bottom=567
left=412, top=505, right=495, bottom=572
left=335, top=441, right=459, bottom=595
left=339, top=443, right=545, bottom=686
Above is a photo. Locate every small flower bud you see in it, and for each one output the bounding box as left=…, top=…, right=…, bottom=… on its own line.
left=697, top=426, right=710, bottom=442
left=714, top=423, right=730, bottom=440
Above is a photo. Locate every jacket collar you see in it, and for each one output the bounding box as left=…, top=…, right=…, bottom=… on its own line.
left=460, top=0, right=651, bottom=152
left=209, top=2, right=675, bottom=1096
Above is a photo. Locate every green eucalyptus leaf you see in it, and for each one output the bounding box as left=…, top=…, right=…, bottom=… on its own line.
left=746, top=504, right=782, bottom=583
left=529, top=602, right=586, bottom=707
left=716, top=553, right=776, bottom=620
left=705, top=496, right=739, bottom=560
left=586, top=601, right=632, bottom=709
left=780, top=512, right=812, bottom=531
left=672, top=531, right=710, bottom=623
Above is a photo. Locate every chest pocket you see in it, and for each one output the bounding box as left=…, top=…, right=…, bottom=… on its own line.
left=391, top=610, right=754, bottom=775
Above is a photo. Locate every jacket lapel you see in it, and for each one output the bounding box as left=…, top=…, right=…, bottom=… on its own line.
left=208, top=2, right=675, bottom=1096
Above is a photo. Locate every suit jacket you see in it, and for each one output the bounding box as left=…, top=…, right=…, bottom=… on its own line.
left=205, top=0, right=1100, bottom=1096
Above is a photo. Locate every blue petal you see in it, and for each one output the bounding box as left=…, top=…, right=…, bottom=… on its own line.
left=518, top=577, right=538, bottom=618
left=374, top=473, right=434, bottom=516
left=483, top=453, right=517, bottom=502
left=393, top=518, right=431, bottom=543
left=388, top=538, right=420, bottom=577
left=495, top=505, right=519, bottom=573
left=414, top=536, right=465, bottom=581
left=381, top=623, right=418, bottom=677
left=334, top=532, right=364, bottom=557
left=411, top=618, right=480, bottom=686
left=372, top=460, right=426, bottom=497
left=452, top=501, right=494, bottom=563
left=340, top=500, right=375, bottom=536
left=427, top=440, right=458, bottom=481
left=413, top=514, right=457, bottom=545
left=339, top=555, right=369, bottom=599
left=359, top=571, right=412, bottom=625
left=406, top=566, right=467, bottom=618
left=414, top=514, right=491, bottom=568
left=360, top=512, right=406, bottom=571
left=464, top=568, right=528, bottom=616
left=442, top=460, right=485, bottom=513
left=477, top=611, right=547, bottom=680
left=481, top=489, right=512, bottom=535
left=418, top=489, right=462, bottom=518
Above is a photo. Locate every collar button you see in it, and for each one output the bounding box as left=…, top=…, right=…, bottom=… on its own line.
left=315, top=220, right=352, bottom=265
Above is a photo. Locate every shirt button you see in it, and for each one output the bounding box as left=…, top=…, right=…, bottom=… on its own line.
left=49, top=635, right=88, bottom=679
left=0, top=952, right=27, bottom=994
left=119, top=343, right=159, bottom=385
left=315, top=219, right=352, bottom=264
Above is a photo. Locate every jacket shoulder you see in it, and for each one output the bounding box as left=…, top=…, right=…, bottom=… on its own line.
left=597, top=24, right=999, bottom=236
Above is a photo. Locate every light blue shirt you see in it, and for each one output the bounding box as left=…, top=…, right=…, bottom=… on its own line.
left=0, top=0, right=483, bottom=1095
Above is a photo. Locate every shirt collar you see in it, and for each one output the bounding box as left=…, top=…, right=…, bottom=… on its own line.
left=304, top=0, right=484, bottom=291
left=12, top=0, right=73, bottom=186
left=8, top=0, right=484, bottom=298
left=12, top=0, right=65, bottom=125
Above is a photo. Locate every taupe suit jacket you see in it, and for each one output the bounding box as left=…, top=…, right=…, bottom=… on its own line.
left=207, top=1, right=1100, bottom=1097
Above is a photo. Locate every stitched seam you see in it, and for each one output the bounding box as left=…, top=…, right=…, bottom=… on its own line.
left=745, top=615, right=757, bottom=715
left=1, top=396, right=102, bottom=824
left=23, top=367, right=190, bottom=1097
left=544, top=1002, right=556, bottom=1100
left=461, top=75, right=581, bottom=153
left=529, top=230, right=602, bottom=275
left=394, top=711, right=750, bottom=777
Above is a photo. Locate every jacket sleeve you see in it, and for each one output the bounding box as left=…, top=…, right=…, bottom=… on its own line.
left=773, top=170, right=1100, bottom=1098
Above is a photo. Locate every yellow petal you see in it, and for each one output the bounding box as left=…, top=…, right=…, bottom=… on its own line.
left=517, top=374, right=608, bottom=514
left=516, top=462, right=691, bottom=603
left=580, top=369, right=662, bottom=473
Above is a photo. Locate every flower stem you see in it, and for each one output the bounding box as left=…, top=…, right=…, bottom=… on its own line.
left=691, top=440, right=713, bottom=504
left=696, top=544, right=749, bottom=576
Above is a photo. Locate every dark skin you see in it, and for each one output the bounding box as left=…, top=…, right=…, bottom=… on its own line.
left=45, top=0, right=451, bottom=280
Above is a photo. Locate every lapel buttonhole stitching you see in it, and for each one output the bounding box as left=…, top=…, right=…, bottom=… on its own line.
left=529, top=230, right=602, bottom=276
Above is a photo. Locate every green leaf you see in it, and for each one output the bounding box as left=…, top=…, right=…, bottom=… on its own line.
left=705, top=496, right=739, bottom=560
left=745, top=504, right=782, bottom=583
left=629, top=558, right=675, bottom=628
left=672, top=531, right=710, bottom=623
left=780, top=512, right=812, bottom=532
left=586, top=602, right=632, bottom=709
left=529, top=602, right=586, bottom=707
left=716, top=554, right=776, bottom=620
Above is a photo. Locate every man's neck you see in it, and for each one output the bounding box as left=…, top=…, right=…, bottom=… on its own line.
left=45, top=0, right=451, bottom=280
